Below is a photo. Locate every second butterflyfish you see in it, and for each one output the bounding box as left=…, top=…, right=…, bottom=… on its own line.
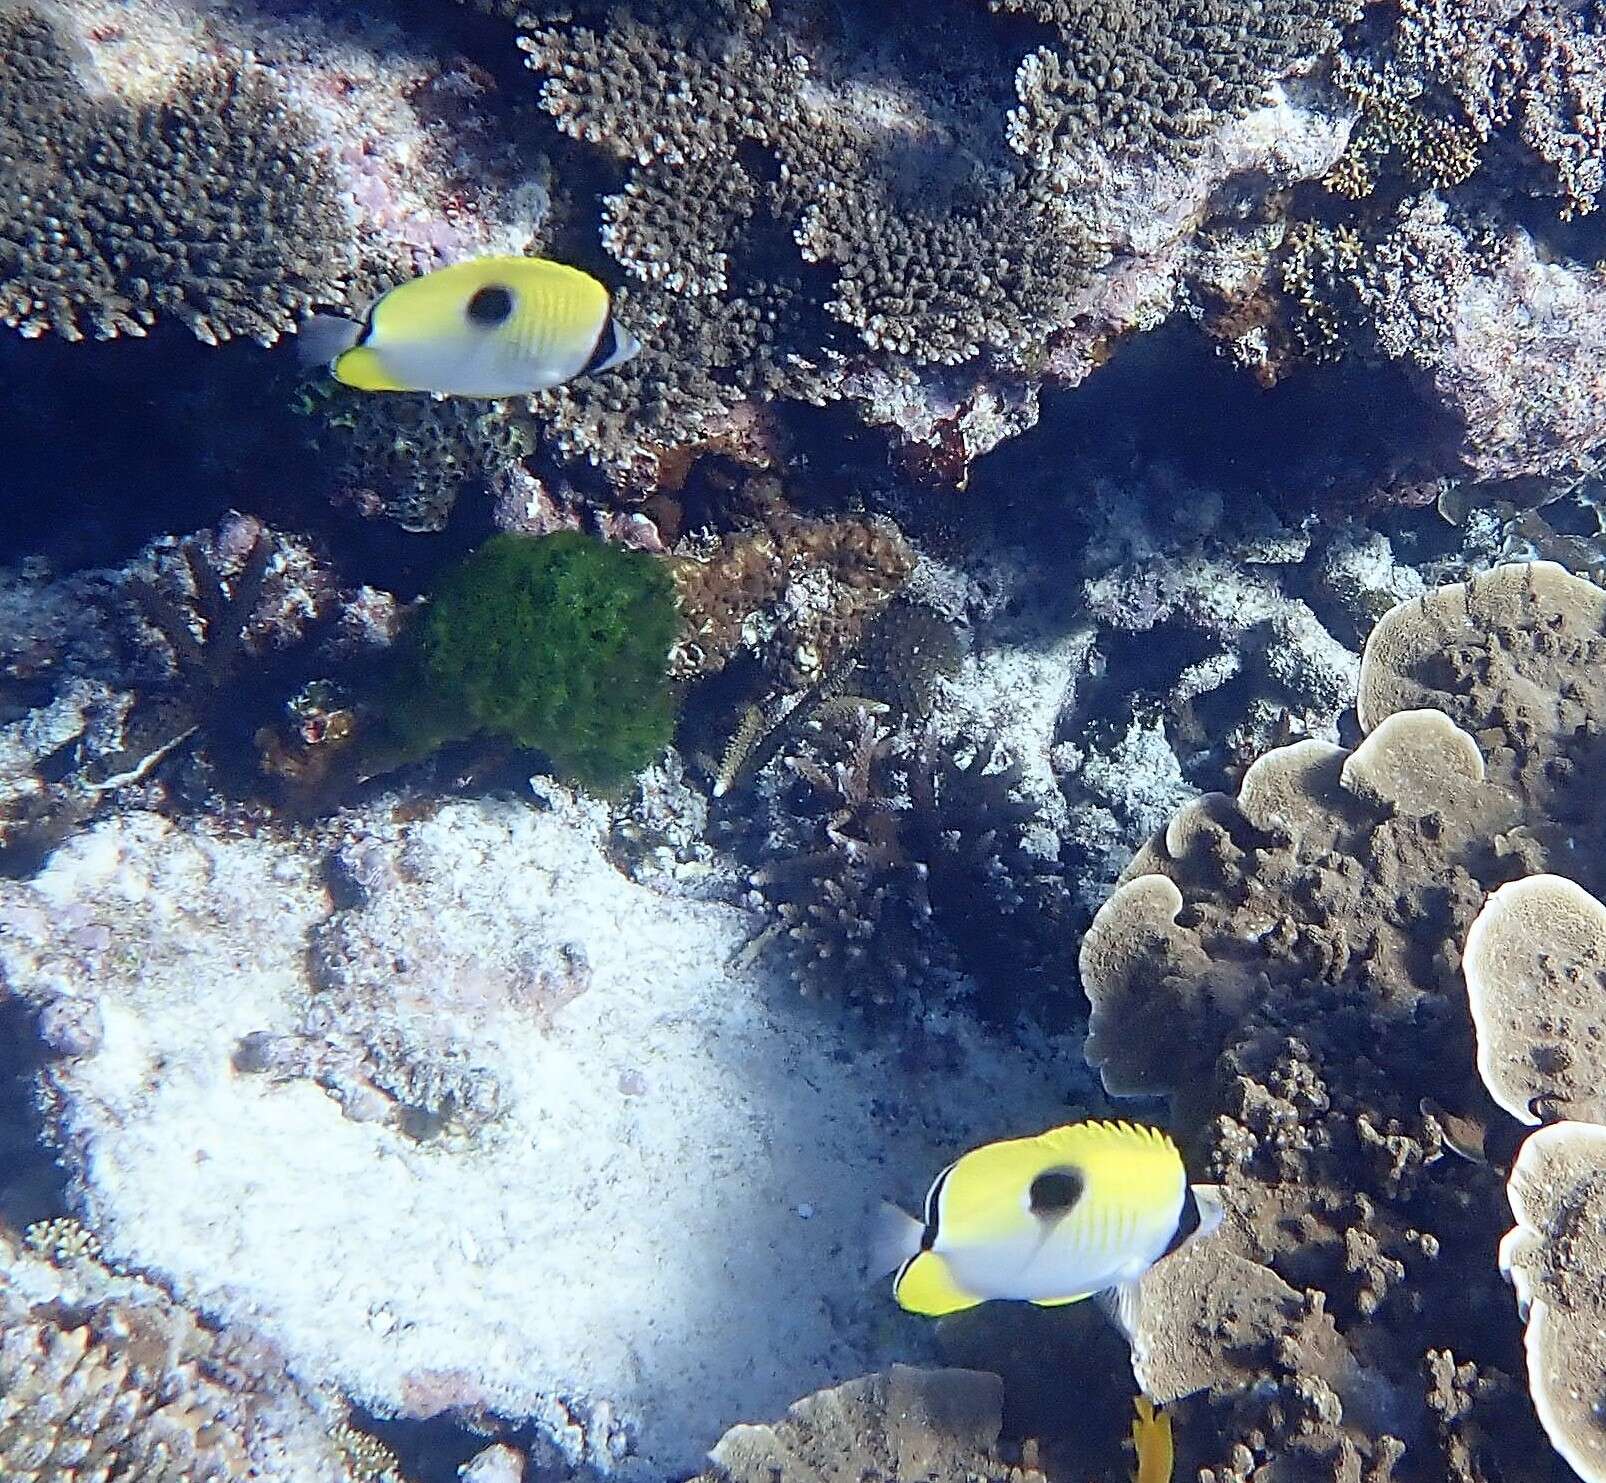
left=873, top=1119, right=1224, bottom=1329
left=297, top=255, right=641, bottom=398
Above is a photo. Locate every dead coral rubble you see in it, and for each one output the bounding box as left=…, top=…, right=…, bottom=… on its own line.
left=0, top=4, right=350, bottom=344
left=1080, top=561, right=1606, bottom=1482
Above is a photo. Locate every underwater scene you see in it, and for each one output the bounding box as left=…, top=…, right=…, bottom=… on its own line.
left=3, top=0, right=1606, bottom=1479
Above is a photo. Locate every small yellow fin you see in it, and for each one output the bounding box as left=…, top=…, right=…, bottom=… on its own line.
left=331, top=345, right=410, bottom=392
left=1130, top=1396, right=1174, bottom=1483
left=892, top=1251, right=981, bottom=1317
left=1028, top=1288, right=1094, bottom=1308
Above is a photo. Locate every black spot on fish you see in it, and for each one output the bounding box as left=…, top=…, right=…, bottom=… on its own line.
left=466, top=284, right=515, bottom=327
left=1029, top=1167, right=1084, bottom=1216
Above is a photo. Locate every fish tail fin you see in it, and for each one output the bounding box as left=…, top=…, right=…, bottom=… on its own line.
left=295, top=313, right=362, bottom=370
left=869, top=1200, right=924, bottom=1281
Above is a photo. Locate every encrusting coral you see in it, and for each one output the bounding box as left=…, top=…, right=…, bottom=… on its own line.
left=1078, top=561, right=1606, bottom=1482
left=0, top=2, right=351, bottom=345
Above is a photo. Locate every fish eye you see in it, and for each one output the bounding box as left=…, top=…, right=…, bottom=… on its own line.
left=1028, top=1168, right=1084, bottom=1215
left=466, top=284, right=515, bottom=327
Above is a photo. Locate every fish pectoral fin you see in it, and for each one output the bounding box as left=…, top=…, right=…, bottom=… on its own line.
left=893, top=1251, right=981, bottom=1317
left=1095, top=1281, right=1143, bottom=1343
left=1028, top=1289, right=1096, bottom=1309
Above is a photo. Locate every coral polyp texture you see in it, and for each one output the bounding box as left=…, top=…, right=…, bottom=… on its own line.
left=0, top=1225, right=381, bottom=1483
left=1079, top=561, right=1606, bottom=1481
left=0, top=788, right=1088, bottom=1478
left=375, top=531, right=679, bottom=792
left=0, top=3, right=350, bottom=345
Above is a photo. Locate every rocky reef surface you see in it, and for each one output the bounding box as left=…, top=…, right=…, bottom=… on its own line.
left=4, top=0, right=1606, bottom=1481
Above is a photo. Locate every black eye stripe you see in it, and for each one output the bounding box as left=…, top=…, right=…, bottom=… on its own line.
left=1029, top=1167, right=1084, bottom=1216
left=921, top=1162, right=955, bottom=1249
left=466, top=284, right=515, bottom=327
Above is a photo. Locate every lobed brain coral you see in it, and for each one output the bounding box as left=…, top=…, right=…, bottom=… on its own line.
left=0, top=3, right=350, bottom=344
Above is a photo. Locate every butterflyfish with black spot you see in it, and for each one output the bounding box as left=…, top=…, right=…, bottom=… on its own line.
left=296, top=255, right=641, bottom=397
left=871, top=1120, right=1224, bottom=1323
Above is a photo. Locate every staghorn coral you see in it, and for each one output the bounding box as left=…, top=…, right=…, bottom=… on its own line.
left=738, top=706, right=1075, bottom=1015
left=1078, top=561, right=1606, bottom=1481
left=0, top=4, right=350, bottom=344
left=0, top=1225, right=373, bottom=1483
left=0, top=789, right=1086, bottom=1477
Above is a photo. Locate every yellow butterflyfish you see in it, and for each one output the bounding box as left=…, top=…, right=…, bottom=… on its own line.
left=872, top=1120, right=1223, bottom=1323
left=297, top=255, right=640, bottom=398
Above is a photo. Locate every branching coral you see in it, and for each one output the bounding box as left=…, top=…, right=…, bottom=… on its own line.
left=738, top=706, right=1075, bottom=1015
left=0, top=1226, right=372, bottom=1482
left=1328, top=0, right=1606, bottom=217
left=0, top=4, right=350, bottom=344
left=998, top=0, right=1356, bottom=171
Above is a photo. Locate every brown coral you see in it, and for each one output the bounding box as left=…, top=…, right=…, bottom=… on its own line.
left=669, top=492, right=915, bottom=686
left=1079, top=561, right=1606, bottom=1481
left=0, top=4, right=350, bottom=344
left=0, top=1227, right=370, bottom=1483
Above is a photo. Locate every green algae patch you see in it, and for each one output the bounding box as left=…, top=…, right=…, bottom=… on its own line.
left=380, top=531, right=679, bottom=793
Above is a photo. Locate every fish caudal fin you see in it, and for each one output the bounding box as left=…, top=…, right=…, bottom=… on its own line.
left=295, top=313, right=363, bottom=370
left=869, top=1200, right=924, bottom=1280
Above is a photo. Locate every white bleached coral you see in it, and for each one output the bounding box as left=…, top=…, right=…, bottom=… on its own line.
left=0, top=788, right=1086, bottom=1478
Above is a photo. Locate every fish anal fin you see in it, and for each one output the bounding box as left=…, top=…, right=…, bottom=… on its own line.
left=893, top=1251, right=981, bottom=1317
left=332, top=346, right=409, bottom=393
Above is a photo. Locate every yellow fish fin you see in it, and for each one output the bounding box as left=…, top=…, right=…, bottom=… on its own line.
left=892, top=1251, right=981, bottom=1316
left=1130, top=1395, right=1174, bottom=1483
left=1028, top=1289, right=1095, bottom=1308
left=331, top=344, right=412, bottom=392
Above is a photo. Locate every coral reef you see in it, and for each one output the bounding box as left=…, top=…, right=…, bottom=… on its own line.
left=1078, top=561, right=1606, bottom=1480
left=670, top=491, right=915, bottom=686
left=0, top=1224, right=379, bottom=1482
left=693, top=1365, right=1023, bottom=1483
left=0, top=3, right=351, bottom=345
left=0, top=788, right=1090, bottom=1478
left=733, top=705, right=1077, bottom=1017
left=0, top=515, right=396, bottom=866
